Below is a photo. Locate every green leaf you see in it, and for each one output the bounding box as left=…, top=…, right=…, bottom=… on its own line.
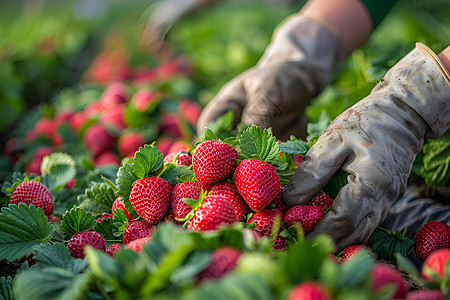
left=421, top=130, right=450, bottom=187
left=111, top=209, right=129, bottom=237
left=95, top=217, right=119, bottom=240
left=323, top=171, right=348, bottom=199
left=158, top=163, right=195, bottom=186
left=0, top=204, right=53, bottom=262
left=77, top=182, right=116, bottom=215
left=369, top=227, right=415, bottom=261
left=239, top=125, right=279, bottom=162
left=41, top=152, right=76, bottom=191
left=307, top=110, right=331, bottom=142
left=81, top=156, right=95, bottom=172
left=1, top=173, right=39, bottom=196
left=13, top=267, right=90, bottom=300
left=279, top=138, right=309, bottom=155
left=60, top=207, right=96, bottom=236
left=0, top=276, right=13, bottom=300
left=337, top=251, right=375, bottom=289
left=33, top=243, right=87, bottom=274
left=132, top=144, right=164, bottom=179
left=116, top=162, right=139, bottom=199
left=395, top=253, right=421, bottom=283
left=203, top=127, right=218, bottom=141
left=202, top=110, right=237, bottom=141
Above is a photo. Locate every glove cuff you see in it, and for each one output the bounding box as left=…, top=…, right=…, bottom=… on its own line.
left=258, top=15, right=347, bottom=97
left=373, top=43, right=450, bottom=138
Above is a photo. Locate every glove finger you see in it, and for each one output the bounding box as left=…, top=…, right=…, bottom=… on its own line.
left=196, top=79, right=247, bottom=135
left=282, top=131, right=349, bottom=206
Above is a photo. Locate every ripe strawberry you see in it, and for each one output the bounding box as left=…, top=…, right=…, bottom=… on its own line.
left=308, top=192, right=334, bottom=212
left=159, top=113, right=183, bottom=139
left=9, top=180, right=54, bottom=215
left=163, top=151, right=192, bottom=167
left=287, top=281, right=330, bottom=300
left=126, top=237, right=151, bottom=253
left=273, top=186, right=289, bottom=214
left=178, top=98, right=202, bottom=127
left=131, top=89, right=158, bottom=113
left=371, top=263, right=407, bottom=300
left=284, top=205, right=325, bottom=234
left=123, top=220, right=155, bottom=244
left=210, top=182, right=250, bottom=221
left=171, top=181, right=202, bottom=222
left=234, top=159, right=281, bottom=211
left=106, top=243, right=121, bottom=257
left=118, top=131, right=146, bottom=157
left=421, top=248, right=450, bottom=282
left=112, top=197, right=133, bottom=222
left=68, top=230, right=106, bottom=258
left=414, top=221, right=450, bottom=261
left=97, top=214, right=113, bottom=222
left=99, top=82, right=128, bottom=110
left=247, top=209, right=283, bottom=237
left=272, top=235, right=287, bottom=251
left=192, top=140, right=238, bottom=187
left=198, top=246, right=241, bottom=281
left=129, top=177, right=172, bottom=225
left=164, top=209, right=175, bottom=223
left=294, top=154, right=304, bottom=166
left=168, top=140, right=191, bottom=154
left=339, top=245, right=373, bottom=263
left=47, top=214, right=61, bottom=223
left=84, top=123, right=115, bottom=157
left=94, top=151, right=120, bottom=166
left=187, top=195, right=238, bottom=231
left=69, top=111, right=88, bottom=132
left=100, top=105, right=125, bottom=130
left=405, top=290, right=444, bottom=300
left=155, top=137, right=174, bottom=156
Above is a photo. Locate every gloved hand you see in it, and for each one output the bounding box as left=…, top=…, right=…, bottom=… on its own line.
left=282, top=43, right=450, bottom=250
left=197, top=15, right=347, bottom=140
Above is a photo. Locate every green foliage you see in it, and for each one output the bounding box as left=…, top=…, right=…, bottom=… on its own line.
left=77, top=182, right=116, bottom=215
left=0, top=276, right=13, bottom=300
left=41, top=152, right=76, bottom=191
left=239, top=126, right=279, bottom=162
left=95, top=217, right=119, bottom=240
left=421, top=130, right=450, bottom=187
left=115, top=162, right=139, bottom=200
left=323, top=171, right=348, bottom=200
left=158, top=163, right=196, bottom=186
left=279, top=138, right=309, bottom=155
left=369, top=227, right=415, bottom=261
left=202, top=111, right=238, bottom=141
left=306, top=110, right=331, bottom=142
left=33, top=243, right=87, bottom=274
left=60, top=207, right=96, bottom=236
left=1, top=173, right=40, bottom=197
left=0, top=204, right=53, bottom=262
left=132, top=144, right=164, bottom=179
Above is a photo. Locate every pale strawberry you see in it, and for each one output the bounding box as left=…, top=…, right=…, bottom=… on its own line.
left=118, top=131, right=146, bottom=158
left=68, top=230, right=106, bottom=258
left=247, top=209, right=283, bottom=237
left=94, top=151, right=120, bottom=166
left=131, top=89, right=158, bottom=112
left=106, top=243, right=121, bottom=257
left=84, top=123, right=115, bottom=157
left=126, top=237, right=151, bottom=253
left=421, top=248, right=450, bottom=282
left=112, top=197, right=133, bottom=222
left=284, top=205, right=325, bottom=234
left=9, top=180, right=54, bottom=215
left=371, top=263, right=407, bottom=300
left=171, top=181, right=202, bottom=222
left=100, top=105, right=125, bottom=130
left=287, top=281, right=330, bottom=300
left=192, top=140, right=238, bottom=187
left=168, top=140, right=191, bottom=154
left=210, top=182, right=250, bottom=221
left=123, top=220, right=155, bottom=244
left=414, top=221, right=450, bottom=261
left=198, top=246, right=241, bottom=281
left=234, top=159, right=281, bottom=211
left=308, top=192, right=334, bottom=212
left=187, top=195, right=238, bottom=231
left=129, top=177, right=172, bottom=225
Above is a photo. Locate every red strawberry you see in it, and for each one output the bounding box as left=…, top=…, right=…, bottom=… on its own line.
left=192, top=140, right=238, bottom=187
left=171, top=181, right=202, bottom=222
left=287, top=281, right=330, bottom=300
left=284, top=205, right=325, bottom=234
left=118, top=131, right=146, bottom=157
left=47, top=214, right=61, bottom=223
left=421, top=248, right=450, bottom=282
left=308, top=192, right=334, bottom=212
left=210, top=182, right=250, bottom=221
left=371, top=263, right=407, bottom=300
left=99, top=82, right=128, bottom=110
left=199, top=246, right=241, bottom=281
left=168, top=140, right=191, bottom=154
left=155, top=137, right=174, bottom=156
left=112, top=197, right=133, bottom=222
left=339, top=245, right=373, bottom=263
left=247, top=209, right=283, bottom=237
left=9, top=181, right=54, bottom=215
left=68, top=230, right=106, bottom=258
left=272, top=235, right=287, bottom=251
left=69, top=111, right=88, bottom=132
left=84, top=123, right=115, bottom=157
left=126, top=237, right=151, bottom=253
left=131, top=89, right=159, bottom=113
left=129, top=177, right=172, bottom=225
left=24, top=146, right=53, bottom=175
left=94, top=151, right=120, bottom=166
left=273, top=186, right=289, bottom=214
left=159, top=113, right=183, bottom=139
left=106, top=243, right=121, bottom=257
left=163, top=151, right=192, bottom=167
left=187, top=195, right=238, bottom=231
left=414, top=221, right=450, bottom=261
left=164, top=209, right=175, bottom=223
left=178, top=98, right=202, bottom=126
left=96, top=214, right=113, bottom=222
left=405, top=290, right=444, bottom=300
left=294, top=154, right=304, bottom=166
left=123, top=220, right=155, bottom=244
left=234, top=159, right=281, bottom=211
left=100, top=105, right=125, bottom=130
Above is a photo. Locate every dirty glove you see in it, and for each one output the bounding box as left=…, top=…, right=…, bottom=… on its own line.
left=282, top=43, right=450, bottom=250
left=197, top=15, right=347, bottom=140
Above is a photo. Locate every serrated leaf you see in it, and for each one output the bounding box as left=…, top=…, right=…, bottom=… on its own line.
left=60, top=208, right=96, bottom=236
left=239, top=125, right=279, bottom=162
left=41, top=152, right=76, bottom=191
left=369, top=227, right=415, bottom=261
left=202, top=110, right=237, bottom=141
left=132, top=144, right=164, bottom=179
left=421, top=130, right=450, bottom=187
left=323, top=171, right=348, bottom=199
left=279, top=139, right=309, bottom=155
left=33, top=243, right=87, bottom=274
left=158, top=163, right=195, bottom=186
left=94, top=217, right=119, bottom=239
left=0, top=204, right=53, bottom=262
left=77, top=182, right=116, bottom=215
left=1, top=173, right=39, bottom=196
left=13, top=267, right=90, bottom=300
left=0, top=276, right=13, bottom=300
left=116, top=162, right=139, bottom=199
